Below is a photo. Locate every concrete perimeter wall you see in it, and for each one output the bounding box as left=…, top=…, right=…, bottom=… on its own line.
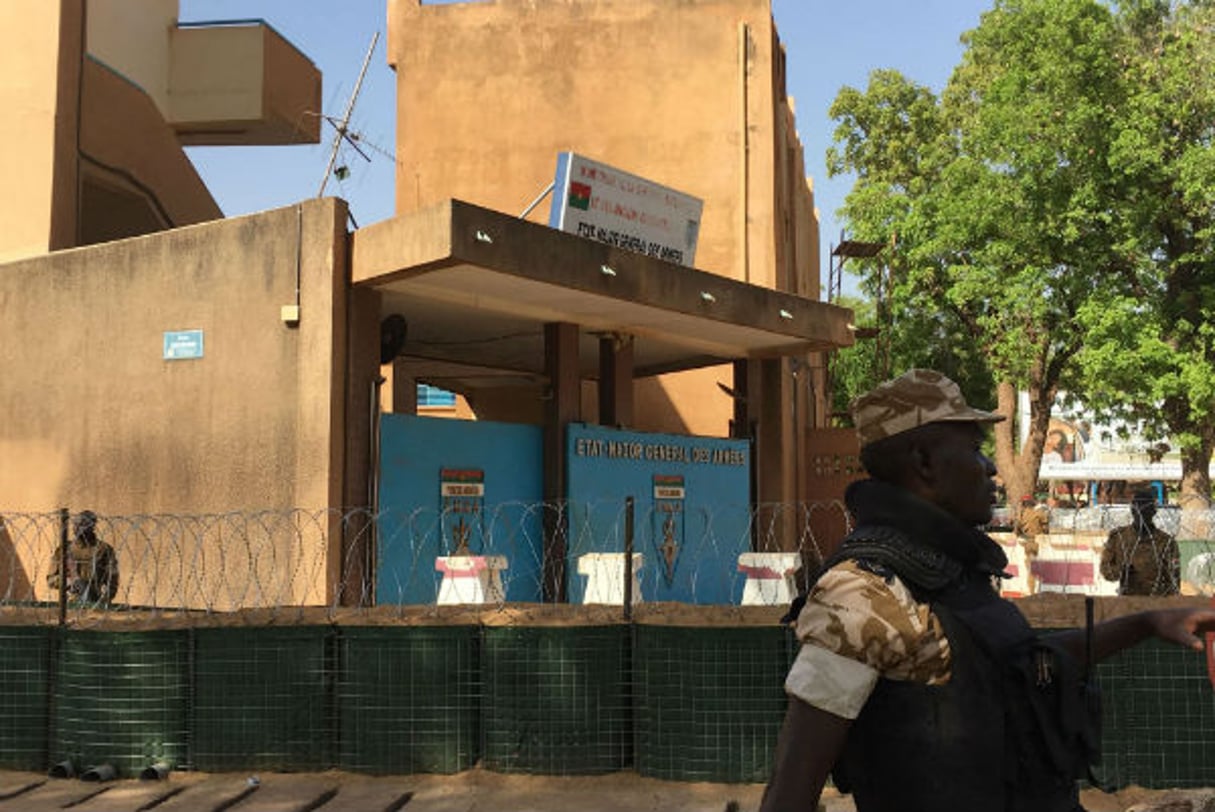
left=0, top=198, right=351, bottom=516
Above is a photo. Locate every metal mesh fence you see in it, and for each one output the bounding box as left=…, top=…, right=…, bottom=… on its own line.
left=190, top=626, right=333, bottom=772
left=1094, top=637, right=1215, bottom=788
left=1, top=612, right=1206, bottom=786
left=0, top=627, right=51, bottom=771
left=481, top=623, right=632, bottom=774
left=336, top=625, right=481, bottom=774
left=51, top=630, right=189, bottom=776
left=0, top=505, right=1213, bottom=787
left=633, top=624, right=796, bottom=783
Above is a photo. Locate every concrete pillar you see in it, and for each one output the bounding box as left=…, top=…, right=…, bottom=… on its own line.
left=734, top=358, right=795, bottom=552
left=732, top=359, right=758, bottom=550
left=341, top=285, right=382, bottom=607
left=731, top=359, right=755, bottom=442
left=598, top=333, right=633, bottom=428
left=756, top=357, right=795, bottom=550
left=389, top=357, right=418, bottom=415
left=543, top=321, right=580, bottom=602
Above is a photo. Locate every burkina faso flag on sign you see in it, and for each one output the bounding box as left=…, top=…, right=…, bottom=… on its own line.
left=569, top=181, right=592, bottom=210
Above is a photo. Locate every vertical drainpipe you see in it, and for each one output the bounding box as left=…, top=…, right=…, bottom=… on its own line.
left=739, top=22, right=758, bottom=519
left=71, top=0, right=87, bottom=247
left=738, top=22, right=751, bottom=285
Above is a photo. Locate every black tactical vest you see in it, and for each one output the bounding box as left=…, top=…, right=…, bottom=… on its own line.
left=813, top=527, right=1098, bottom=812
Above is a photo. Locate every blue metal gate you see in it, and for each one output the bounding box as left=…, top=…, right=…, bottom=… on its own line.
left=376, top=415, right=544, bottom=603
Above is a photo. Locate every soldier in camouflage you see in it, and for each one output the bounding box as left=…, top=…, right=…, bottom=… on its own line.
left=1100, top=489, right=1180, bottom=596
left=760, top=369, right=1215, bottom=812
left=47, top=510, right=119, bottom=605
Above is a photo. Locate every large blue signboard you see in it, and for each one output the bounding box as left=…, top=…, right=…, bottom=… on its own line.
left=566, top=424, right=752, bottom=604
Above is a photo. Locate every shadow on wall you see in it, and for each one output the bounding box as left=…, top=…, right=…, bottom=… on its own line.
left=0, top=517, right=34, bottom=600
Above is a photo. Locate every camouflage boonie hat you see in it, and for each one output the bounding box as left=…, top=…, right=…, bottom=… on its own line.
left=850, top=369, right=1004, bottom=447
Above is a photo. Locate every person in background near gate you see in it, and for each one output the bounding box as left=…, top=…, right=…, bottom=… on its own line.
left=47, top=510, right=119, bottom=605
left=1015, top=494, right=1050, bottom=550
left=1100, top=489, right=1180, bottom=596
left=1014, top=494, right=1049, bottom=593
left=760, top=369, right=1215, bottom=812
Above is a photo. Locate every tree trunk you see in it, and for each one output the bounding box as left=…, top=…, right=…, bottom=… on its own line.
left=1177, top=424, right=1214, bottom=511
left=992, top=379, right=1054, bottom=512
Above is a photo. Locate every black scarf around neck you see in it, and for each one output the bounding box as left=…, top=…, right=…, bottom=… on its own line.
left=844, top=478, right=1008, bottom=575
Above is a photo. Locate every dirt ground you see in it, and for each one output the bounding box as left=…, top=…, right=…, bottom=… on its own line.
left=1, top=769, right=1212, bottom=812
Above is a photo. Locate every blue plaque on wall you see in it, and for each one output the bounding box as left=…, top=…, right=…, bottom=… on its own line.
left=163, top=330, right=204, bottom=360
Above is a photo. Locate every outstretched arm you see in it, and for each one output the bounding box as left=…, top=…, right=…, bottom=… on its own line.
left=1047, top=607, right=1215, bottom=664
left=760, top=697, right=851, bottom=812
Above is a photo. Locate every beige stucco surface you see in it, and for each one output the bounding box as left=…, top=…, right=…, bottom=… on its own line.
left=1, top=2, right=320, bottom=265
left=170, top=24, right=322, bottom=145
left=388, top=0, right=829, bottom=505
left=79, top=56, right=222, bottom=239
left=0, top=200, right=353, bottom=606
left=88, top=1, right=323, bottom=146
left=0, top=0, right=81, bottom=262
left=389, top=0, right=794, bottom=287
left=86, top=0, right=177, bottom=111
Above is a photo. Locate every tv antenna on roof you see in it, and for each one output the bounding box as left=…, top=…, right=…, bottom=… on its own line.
left=317, top=31, right=381, bottom=199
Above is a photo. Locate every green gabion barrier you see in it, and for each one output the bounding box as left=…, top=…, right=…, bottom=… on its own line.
left=634, top=624, right=794, bottom=783
left=482, top=624, right=631, bottom=774
left=51, top=630, right=188, bottom=777
left=1094, top=637, right=1215, bottom=789
left=191, top=626, right=333, bottom=772
left=0, top=627, right=51, bottom=770
left=337, top=625, right=480, bottom=774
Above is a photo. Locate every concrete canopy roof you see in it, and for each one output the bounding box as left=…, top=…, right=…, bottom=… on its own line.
left=350, top=199, right=854, bottom=390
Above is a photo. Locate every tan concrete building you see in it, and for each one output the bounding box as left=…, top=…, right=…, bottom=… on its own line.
left=387, top=0, right=830, bottom=507
left=0, top=1, right=852, bottom=606
left=0, top=0, right=320, bottom=263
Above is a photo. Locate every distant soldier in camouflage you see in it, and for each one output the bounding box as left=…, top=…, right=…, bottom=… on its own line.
left=47, top=510, right=119, bottom=605
left=761, top=369, right=1215, bottom=812
left=1100, top=489, right=1180, bottom=596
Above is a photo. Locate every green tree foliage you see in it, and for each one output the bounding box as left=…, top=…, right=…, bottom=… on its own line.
left=1075, top=0, right=1215, bottom=507
left=829, top=0, right=1128, bottom=506
left=825, top=73, right=994, bottom=416
left=827, top=294, right=877, bottom=420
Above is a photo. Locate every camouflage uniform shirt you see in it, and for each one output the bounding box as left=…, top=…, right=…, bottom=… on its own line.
left=1099, top=524, right=1180, bottom=596
left=47, top=538, right=119, bottom=604
left=785, top=559, right=951, bottom=719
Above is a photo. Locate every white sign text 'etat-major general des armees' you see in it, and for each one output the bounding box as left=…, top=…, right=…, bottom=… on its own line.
left=549, top=152, right=703, bottom=267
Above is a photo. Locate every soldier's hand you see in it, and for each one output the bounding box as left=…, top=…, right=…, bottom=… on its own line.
left=1149, top=607, right=1215, bottom=651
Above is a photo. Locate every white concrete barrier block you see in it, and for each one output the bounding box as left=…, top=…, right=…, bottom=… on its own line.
left=577, top=552, right=643, bottom=605
left=737, top=552, right=802, bottom=606
left=435, top=555, right=508, bottom=604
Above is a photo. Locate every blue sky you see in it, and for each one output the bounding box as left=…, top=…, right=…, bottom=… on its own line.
left=181, top=0, right=992, bottom=297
